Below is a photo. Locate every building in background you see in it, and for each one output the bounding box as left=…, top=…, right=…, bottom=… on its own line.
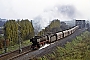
left=0, top=18, right=6, bottom=36
left=75, top=20, right=85, bottom=29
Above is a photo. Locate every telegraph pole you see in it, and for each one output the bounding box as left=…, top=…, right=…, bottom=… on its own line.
left=4, top=26, right=7, bottom=53
left=4, top=39, right=7, bottom=53
left=17, top=23, right=22, bottom=53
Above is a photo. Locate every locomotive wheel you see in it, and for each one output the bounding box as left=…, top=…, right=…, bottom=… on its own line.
left=31, top=45, right=38, bottom=50
left=37, top=44, right=40, bottom=48
left=30, top=45, right=34, bottom=50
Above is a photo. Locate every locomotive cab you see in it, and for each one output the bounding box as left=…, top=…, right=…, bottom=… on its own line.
left=30, top=36, right=40, bottom=50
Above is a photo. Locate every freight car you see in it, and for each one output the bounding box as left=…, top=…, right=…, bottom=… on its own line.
left=30, top=26, right=79, bottom=50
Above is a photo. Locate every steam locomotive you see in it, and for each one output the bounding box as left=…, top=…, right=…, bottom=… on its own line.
left=30, top=26, right=79, bottom=50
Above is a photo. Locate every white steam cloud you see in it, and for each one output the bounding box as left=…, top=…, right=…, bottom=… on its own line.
left=32, top=5, right=81, bottom=30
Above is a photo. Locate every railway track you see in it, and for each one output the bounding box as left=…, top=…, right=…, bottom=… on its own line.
left=13, top=28, right=86, bottom=60
left=0, top=45, right=31, bottom=60
left=0, top=28, right=86, bottom=60
left=8, top=50, right=32, bottom=60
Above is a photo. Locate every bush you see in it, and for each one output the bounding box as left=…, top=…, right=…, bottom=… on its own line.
left=35, top=31, right=90, bottom=60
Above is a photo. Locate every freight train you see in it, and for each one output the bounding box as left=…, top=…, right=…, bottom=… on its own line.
left=30, top=26, right=79, bottom=50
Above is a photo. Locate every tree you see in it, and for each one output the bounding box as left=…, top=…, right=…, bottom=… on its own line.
left=38, top=19, right=61, bottom=36
left=19, top=19, right=34, bottom=40
left=60, top=22, right=69, bottom=31
left=0, top=35, right=4, bottom=49
left=4, top=19, right=35, bottom=46
left=45, top=19, right=61, bottom=33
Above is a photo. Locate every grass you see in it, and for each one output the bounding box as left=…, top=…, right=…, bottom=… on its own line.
left=0, top=40, right=32, bottom=54
left=30, top=31, right=90, bottom=60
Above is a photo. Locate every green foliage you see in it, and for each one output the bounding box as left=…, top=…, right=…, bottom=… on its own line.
left=0, top=19, right=34, bottom=54
left=38, top=19, right=60, bottom=36
left=19, top=19, right=34, bottom=40
left=0, top=35, right=4, bottom=49
left=4, top=20, right=18, bottom=46
left=35, top=31, right=90, bottom=60
left=49, top=19, right=60, bottom=29
left=0, top=40, right=32, bottom=54
left=48, top=19, right=60, bottom=33
left=4, top=19, right=34, bottom=46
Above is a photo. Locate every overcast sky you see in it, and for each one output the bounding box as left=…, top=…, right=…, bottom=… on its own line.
left=0, top=0, right=90, bottom=20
